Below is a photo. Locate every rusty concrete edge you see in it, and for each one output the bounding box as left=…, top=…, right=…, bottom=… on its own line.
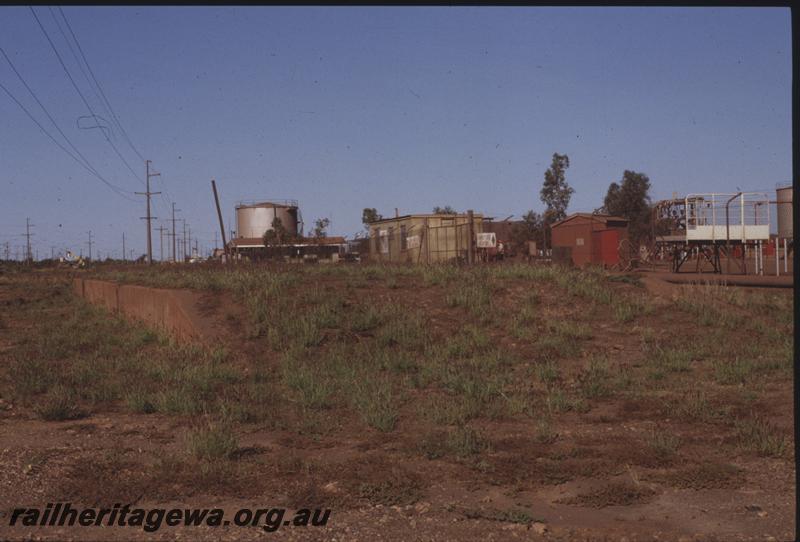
left=71, top=277, right=209, bottom=343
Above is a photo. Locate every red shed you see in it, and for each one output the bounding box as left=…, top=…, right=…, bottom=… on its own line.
left=550, top=213, right=629, bottom=267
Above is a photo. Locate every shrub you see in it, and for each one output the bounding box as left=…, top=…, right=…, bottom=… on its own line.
left=34, top=386, right=85, bottom=421
left=735, top=416, right=787, bottom=458
left=186, top=423, right=239, bottom=461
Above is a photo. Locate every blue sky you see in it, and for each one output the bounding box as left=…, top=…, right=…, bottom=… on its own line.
left=0, top=6, right=791, bottom=259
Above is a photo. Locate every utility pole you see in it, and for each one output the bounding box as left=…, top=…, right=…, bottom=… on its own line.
left=122, top=232, right=126, bottom=262
left=171, top=203, right=180, bottom=262
left=24, top=218, right=34, bottom=263
left=3, top=242, right=9, bottom=260
left=211, top=179, right=229, bottom=260
left=87, top=230, right=93, bottom=260
left=156, top=225, right=166, bottom=261
left=136, top=160, right=161, bottom=264
left=182, top=220, right=188, bottom=262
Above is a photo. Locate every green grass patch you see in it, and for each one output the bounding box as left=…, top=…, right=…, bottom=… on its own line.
left=735, top=416, right=787, bottom=458
left=186, top=423, right=239, bottom=461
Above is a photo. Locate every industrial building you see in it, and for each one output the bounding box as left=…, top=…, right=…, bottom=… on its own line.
left=550, top=213, right=629, bottom=268
left=368, top=212, right=485, bottom=263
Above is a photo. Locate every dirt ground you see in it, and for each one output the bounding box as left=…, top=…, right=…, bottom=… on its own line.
left=0, top=263, right=794, bottom=541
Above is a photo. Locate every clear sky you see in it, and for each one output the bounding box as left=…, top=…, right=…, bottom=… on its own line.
left=0, top=6, right=791, bottom=259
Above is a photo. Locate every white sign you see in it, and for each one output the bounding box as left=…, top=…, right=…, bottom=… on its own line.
left=379, top=230, right=389, bottom=254
left=406, top=235, right=420, bottom=249
left=576, top=237, right=584, bottom=246
left=476, top=232, right=497, bottom=248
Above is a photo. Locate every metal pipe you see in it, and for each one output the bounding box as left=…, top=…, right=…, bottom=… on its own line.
left=725, top=192, right=742, bottom=274
left=755, top=241, right=760, bottom=275
left=752, top=242, right=756, bottom=275
left=776, top=238, right=780, bottom=277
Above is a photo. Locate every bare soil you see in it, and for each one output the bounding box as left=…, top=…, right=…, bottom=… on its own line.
left=0, top=264, right=793, bottom=541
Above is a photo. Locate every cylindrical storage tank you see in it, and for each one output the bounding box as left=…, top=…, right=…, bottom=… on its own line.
left=236, top=202, right=299, bottom=238
left=776, top=187, right=792, bottom=239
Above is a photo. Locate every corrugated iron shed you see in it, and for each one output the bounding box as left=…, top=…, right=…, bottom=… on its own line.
left=551, top=213, right=629, bottom=267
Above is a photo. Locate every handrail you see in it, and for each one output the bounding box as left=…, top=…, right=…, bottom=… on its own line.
left=236, top=199, right=299, bottom=208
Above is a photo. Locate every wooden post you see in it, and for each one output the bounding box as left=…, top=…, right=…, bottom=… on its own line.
left=425, top=217, right=430, bottom=264
left=211, top=180, right=229, bottom=261
left=467, top=209, right=474, bottom=264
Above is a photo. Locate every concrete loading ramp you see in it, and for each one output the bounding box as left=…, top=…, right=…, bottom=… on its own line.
left=648, top=272, right=793, bottom=289
left=72, top=278, right=223, bottom=343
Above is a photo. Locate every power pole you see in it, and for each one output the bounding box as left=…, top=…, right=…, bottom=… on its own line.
left=171, top=203, right=180, bottom=262
left=122, top=232, right=126, bottom=262
left=3, top=242, right=9, bottom=260
left=24, top=218, right=34, bottom=263
left=156, top=225, right=166, bottom=261
left=136, top=160, right=161, bottom=264
left=211, top=179, right=229, bottom=260
left=182, top=220, right=188, bottom=262
left=87, top=230, right=93, bottom=260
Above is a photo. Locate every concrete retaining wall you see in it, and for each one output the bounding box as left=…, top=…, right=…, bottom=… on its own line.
left=73, top=278, right=208, bottom=342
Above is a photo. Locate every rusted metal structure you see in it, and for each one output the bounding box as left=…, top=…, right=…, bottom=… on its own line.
left=367, top=212, right=484, bottom=263
left=550, top=213, right=629, bottom=268
left=229, top=235, right=346, bottom=261
left=776, top=185, right=792, bottom=240
left=651, top=192, right=771, bottom=274
left=481, top=218, right=522, bottom=260
left=773, top=185, right=792, bottom=276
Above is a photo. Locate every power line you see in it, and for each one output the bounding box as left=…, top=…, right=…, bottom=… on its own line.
left=29, top=6, right=143, bottom=187
left=0, top=80, right=137, bottom=201
left=56, top=6, right=146, bottom=163
left=1, top=47, right=114, bottom=189
left=49, top=7, right=116, bottom=141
